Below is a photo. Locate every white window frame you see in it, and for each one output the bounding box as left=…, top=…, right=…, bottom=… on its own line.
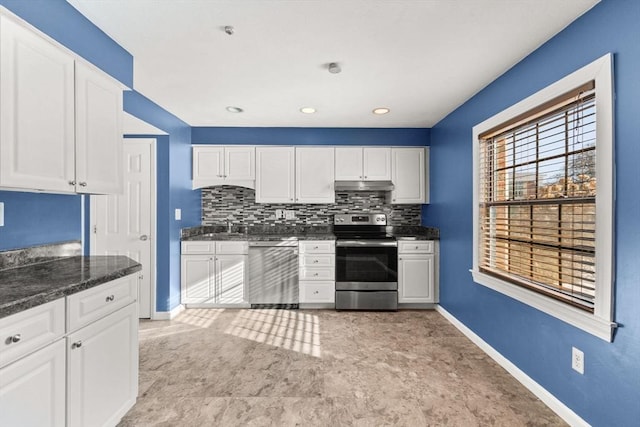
left=471, top=53, right=615, bottom=342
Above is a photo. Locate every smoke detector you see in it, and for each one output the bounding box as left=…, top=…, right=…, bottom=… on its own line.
left=328, top=62, right=341, bottom=74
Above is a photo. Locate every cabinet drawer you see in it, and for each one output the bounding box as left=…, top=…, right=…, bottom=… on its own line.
left=300, top=281, right=335, bottom=303
left=299, top=241, right=335, bottom=254
left=215, top=241, right=248, bottom=255
left=0, top=299, right=65, bottom=369
left=181, top=241, right=215, bottom=254
left=299, top=267, right=335, bottom=281
left=67, top=275, right=137, bottom=332
left=299, top=254, right=335, bottom=267
left=398, top=240, right=434, bottom=254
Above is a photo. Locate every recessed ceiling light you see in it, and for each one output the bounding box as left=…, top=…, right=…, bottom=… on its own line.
left=226, top=106, right=243, bottom=113
left=372, top=107, right=390, bottom=115
left=300, top=107, right=316, bottom=114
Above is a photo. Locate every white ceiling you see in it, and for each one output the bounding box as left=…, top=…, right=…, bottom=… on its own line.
left=68, top=0, right=598, bottom=128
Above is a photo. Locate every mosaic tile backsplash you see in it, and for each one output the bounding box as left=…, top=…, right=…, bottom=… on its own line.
left=201, top=185, right=421, bottom=226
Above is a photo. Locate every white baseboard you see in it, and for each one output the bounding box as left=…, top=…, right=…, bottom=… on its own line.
left=153, top=304, right=185, bottom=320
left=435, top=305, right=589, bottom=427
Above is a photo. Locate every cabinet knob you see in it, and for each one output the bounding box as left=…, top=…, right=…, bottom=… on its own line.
left=6, top=334, right=21, bottom=344
left=313, top=273, right=319, bottom=276
left=105, top=295, right=115, bottom=302
left=68, top=180, right=76, bottom=186
left=71, top=341, right=83, bottom=349
left=313, top=290, right=319, bottom=294
left=313, top=259, right=319, bottom=263
left=364, top=176, right=368, bottom=179
left=140, top=234, right=149, bottom=241
left=217, top=175, right=222, bottom=178
left=415, top=246, right=419, bottom=250
left=79, top=182, right=87, bottom=187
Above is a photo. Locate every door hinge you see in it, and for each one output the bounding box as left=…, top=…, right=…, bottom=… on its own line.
left=93, top=225, right=97, bottom=234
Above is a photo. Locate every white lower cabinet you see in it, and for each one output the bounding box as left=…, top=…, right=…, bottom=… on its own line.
left=215, top=254, right=247, bottom=304
left=181, top=241, right=248, bottom=306
left=0, top=274, right=139, bottom=427
left=298, top=240, right=336, bottom=304
left=67, top=303, right=138, bottom=427
left=398, top=241, right=437, bottom=303
left=0, top=339, right=66, bottom=427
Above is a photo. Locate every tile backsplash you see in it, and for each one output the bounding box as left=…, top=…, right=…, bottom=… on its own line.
left=201, top=185, right=421, bottom=226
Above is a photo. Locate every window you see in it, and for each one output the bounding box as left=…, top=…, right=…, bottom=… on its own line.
left=472, top=54, right=615, bottom=341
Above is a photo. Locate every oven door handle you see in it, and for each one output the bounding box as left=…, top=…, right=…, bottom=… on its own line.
left=336, top=240, right=398, bottom=247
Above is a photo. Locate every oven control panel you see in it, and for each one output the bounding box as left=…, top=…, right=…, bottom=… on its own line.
left=334, top=213, right=387, bottom=225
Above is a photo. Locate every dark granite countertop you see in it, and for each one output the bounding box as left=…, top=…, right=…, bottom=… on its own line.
left=0, top=256, right=142, bottom=319
left=182, top=224, right=439, bottom=241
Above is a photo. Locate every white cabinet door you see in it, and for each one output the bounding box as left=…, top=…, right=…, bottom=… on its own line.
left=335, top=147, right=363, bottom=180
left=75, top=62, right=123, bottom=194
left=193, top=146, right=224, bottom=182
left=225, top=146, right=255, bottom=180
left=296, top=147, right=335, bottom=203
left=181, top=255, right=214, bottom=304
left=67, top=303, right=138, bottom=427
left=398, top=254, right=435, bottom=303
left=255, top=146, right=295, bottom=203
left=391, top=147, right=425, bottom=204
left=0, top=339, right=66, bottom=427
left=215, top=254, right=246, bottom=304
left=363, top=147, right=391, bottom=180
left=0, top=15, right=75, bottom=192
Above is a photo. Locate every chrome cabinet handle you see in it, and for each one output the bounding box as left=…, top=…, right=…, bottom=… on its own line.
left=79, top=182, right=87, bottom=187
left=72, top=341, right=83, bottom=349
left=313, top=259, right=319, bottom=263
left=313, top=290, right=319, bottom=294
left=140, top=235, right=148, bottom=241
left=68, top=180, right=76, bottom=186
left=105, top=295, right=115, bottom=302
left=6, top=334, right=21, bottom=344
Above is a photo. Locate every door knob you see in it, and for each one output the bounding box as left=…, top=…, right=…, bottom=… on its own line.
left=140, top=235, right=148, bottom=241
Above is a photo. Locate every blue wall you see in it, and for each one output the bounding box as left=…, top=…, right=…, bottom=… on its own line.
left=425, top=1, right=640, bottom=425
left=0, top=191, right=81, bottom=251
left=192, top=127, right=429, bottom=146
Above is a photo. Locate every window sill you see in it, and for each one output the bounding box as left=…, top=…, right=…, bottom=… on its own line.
left=470, top=269, right=615, bottom=342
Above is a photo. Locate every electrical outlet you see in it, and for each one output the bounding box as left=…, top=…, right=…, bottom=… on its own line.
left=275, top=209, right=285, bottom=219
left=0, top=202, right=4, bottom=226
left=572, top=347, right=584, bottom=374
left=285, top=210, right=296, bottom=220
left=175, top=208, right=182, bottom=221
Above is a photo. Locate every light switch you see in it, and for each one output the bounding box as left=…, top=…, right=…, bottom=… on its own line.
left=0, top=202, right=4, bottom=226
left=175, top=208, right=181, bottom=221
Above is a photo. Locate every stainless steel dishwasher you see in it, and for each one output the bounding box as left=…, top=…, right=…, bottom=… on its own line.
left=248, top=240, right=299, bottom=308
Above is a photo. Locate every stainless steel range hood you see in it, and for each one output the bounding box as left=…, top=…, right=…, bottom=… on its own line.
left=334, top=180, right=395, bottom=192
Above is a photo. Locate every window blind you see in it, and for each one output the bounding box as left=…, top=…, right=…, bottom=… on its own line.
left=478, top=87, right=596, bottom=311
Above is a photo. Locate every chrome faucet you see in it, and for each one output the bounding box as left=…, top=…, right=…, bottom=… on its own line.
left=227, top=219, right=232, bottom=233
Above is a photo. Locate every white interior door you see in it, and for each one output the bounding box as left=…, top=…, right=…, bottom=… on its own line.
left=91, top=139, right=154, bottom=318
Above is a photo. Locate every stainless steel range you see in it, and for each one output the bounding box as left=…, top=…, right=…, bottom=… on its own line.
left=334, top=213, right=398, bottom=311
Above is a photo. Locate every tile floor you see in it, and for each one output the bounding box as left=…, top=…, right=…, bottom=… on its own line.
left=118, top=309, right=566, bottom=426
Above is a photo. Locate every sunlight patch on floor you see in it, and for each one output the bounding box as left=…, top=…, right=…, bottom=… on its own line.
left=176, top=308, right=225, bottom=328
left=225, top=309, right=322, bottom=357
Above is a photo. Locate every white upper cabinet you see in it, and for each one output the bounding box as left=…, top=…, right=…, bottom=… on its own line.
left=335, top=147, right=391, bottom=181
left=0, top=14, right=75, bottom=192
left=296, top=147, right=335, bottom=204
left=75, top=62, right=123, bottom=194
left=391, top=147, right=428, bottom=204
left=255, top=146, right=295, bottom=203
left=0, top=11, right=124, bottom=195
left=334, top=147, right=363, bottom=180
left=363, top=147, right=391, bottom=180
left=192, top=145, right=255, bottom=189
